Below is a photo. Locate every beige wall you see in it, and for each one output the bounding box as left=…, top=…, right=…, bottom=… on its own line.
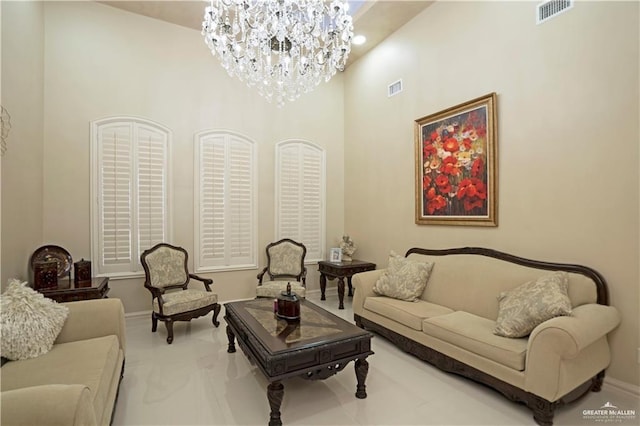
left=1, top=1, right=344, bottom=311
left=344, top=1, right=639, bottom=387
left=1, top=1, right=45, bottom=286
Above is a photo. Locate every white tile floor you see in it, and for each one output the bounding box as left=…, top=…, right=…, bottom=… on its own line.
left=113, top=291, right=639, bottom=426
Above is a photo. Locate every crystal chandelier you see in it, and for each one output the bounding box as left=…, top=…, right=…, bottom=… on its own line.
left=202, top=0, right=354, bottom=106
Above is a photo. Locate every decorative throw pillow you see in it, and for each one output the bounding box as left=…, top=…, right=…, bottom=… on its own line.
left=494, top=272, right=572, bottom=338
left=0, top=279, right=69, bottom=360
left=373, top=252, right=434, bottom=302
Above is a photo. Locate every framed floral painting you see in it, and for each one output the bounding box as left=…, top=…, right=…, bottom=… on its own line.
left=414, top=93, right=498, bottom=226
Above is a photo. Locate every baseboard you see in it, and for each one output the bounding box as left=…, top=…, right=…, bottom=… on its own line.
left=125, top=310, right=151, bottom=319
left=603, top=376, right=640, bottom=398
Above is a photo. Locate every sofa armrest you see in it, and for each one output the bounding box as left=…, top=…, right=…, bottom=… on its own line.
left=1, top=385, right=97, bottom=426
left=55, top=298, right=126, bottom=353
left=525, top=303, right=620, bottom=401
left=352, top=269, right=385, bottom=317
left=527, top=304, right=620, bottom=358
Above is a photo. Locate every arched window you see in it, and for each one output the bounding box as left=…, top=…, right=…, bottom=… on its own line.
left=194, top=130, right=258, bottom=271
left=91, top=117, right=172, bottom=277
left=275, top=140, right=326, bottom=262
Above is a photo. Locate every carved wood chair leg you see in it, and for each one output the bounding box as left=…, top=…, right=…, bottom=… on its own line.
left=151, top=312, right=158, bottom=332
left=165, top=320, right=174, bottom=344
left=212, top=304, right=221, bottom=327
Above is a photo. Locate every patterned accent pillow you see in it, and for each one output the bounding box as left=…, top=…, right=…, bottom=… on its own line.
left=494, top=272, right=572, bottom=338
left=0, top=279, right=69, bottom=360
left=373, top=252, right=434, bottom=302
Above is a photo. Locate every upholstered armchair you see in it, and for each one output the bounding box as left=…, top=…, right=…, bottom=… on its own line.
left=140, top=243, right=221, bottom=344
left=256, top=239, right=307, bottom=298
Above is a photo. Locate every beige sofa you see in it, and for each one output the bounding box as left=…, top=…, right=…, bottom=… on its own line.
left=1, top=298, right=126, bottom=426
left=353, top=247, right=620, bottom=426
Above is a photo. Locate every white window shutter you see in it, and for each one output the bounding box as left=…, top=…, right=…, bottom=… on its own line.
left=228, top=135, right=254, bottom=265
left=197, top=134, right=227, bottom=268
left=135, top=124, right=169, bottom=264
left=195, top=131, right=257, bottom=271
left=96, top=122, right=134, bottom=274
left=276, top=141, right=325, bottom=262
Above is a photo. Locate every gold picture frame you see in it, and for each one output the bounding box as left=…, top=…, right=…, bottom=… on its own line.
left=415, top=93, right=498, bottom=226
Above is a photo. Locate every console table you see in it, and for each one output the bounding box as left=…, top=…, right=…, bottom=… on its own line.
left=318, top=260, right=376, bottom=309
left=38, top=277, right=110, bottom=303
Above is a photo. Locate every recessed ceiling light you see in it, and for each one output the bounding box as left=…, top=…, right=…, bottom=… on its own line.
left=352, top=34, right=367, bottom=45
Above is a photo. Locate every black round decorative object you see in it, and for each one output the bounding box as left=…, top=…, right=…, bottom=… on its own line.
left=276, top=283, right=301, bottom=321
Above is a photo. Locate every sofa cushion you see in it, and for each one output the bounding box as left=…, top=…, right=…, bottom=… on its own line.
left=364, top=297, right=454, bottom=330
left=0, top=279, right=69, bottom=360
left=0, top=335, right=121, bottom=423
left=422, top=311, right=528, bottom=370
left=373, top=252, right=434, bottom=302
left=494, top=272, right=572, bottom=338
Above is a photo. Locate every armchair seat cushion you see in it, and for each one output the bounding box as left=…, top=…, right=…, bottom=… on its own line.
left=256, top=281, right=306, bottom=299
left=153, top=289, right=218, bottom=316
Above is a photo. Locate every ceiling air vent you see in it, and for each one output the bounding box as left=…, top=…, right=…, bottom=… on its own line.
left=388, top=79, right=403, bottom=97
left=537, top=0, right=573, bottom=25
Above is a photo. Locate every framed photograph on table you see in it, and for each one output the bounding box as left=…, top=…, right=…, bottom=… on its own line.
left=414, top=92, right=498, bottom=226
left=329, top=248, right=342, bottom=263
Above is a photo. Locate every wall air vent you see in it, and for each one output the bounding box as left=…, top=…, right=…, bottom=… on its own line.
left=388, top=79, right=403, bottom=97
left=537, top=0, right=573, bottom=25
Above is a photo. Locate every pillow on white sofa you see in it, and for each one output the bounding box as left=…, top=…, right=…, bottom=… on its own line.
left=494, top=271, right=572, bottom=338
left=0, top=279, right=69, bottom=360
left=373, top=252, right=434, bottom=302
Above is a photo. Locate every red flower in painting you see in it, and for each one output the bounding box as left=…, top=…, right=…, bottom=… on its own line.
left=430, top=131, right=439, bottom=142
left=423, top=175, right=432, bottom=188
left=457, top=178, right=487, bottom=212
left=461, top=138, right=472, bottom=151
left=435, top=174, right=452, bottom=194
left=443, top=138, right=459, bottom=153
left=440, top=156, right=460, bottom=176
left=471, top=157, right=484, bottom=177
left=423, top=142, right=437, bottom=157
left=426, top=187, right=447, bottom=214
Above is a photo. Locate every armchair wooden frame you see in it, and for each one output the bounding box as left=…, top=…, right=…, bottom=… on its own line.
left=141, top=243, right=221, bottom=344
left=257, top=238, right=308, bottom=285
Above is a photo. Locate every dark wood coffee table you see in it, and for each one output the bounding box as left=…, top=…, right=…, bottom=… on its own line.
left=224, top=299, right=373, bottom=426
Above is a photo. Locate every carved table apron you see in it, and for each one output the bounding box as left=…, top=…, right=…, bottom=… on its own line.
left=224, top=299, right=373, bottom=426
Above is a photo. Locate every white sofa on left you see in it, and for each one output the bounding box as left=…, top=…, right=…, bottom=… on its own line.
left=1, top=298, right=126, bottom=426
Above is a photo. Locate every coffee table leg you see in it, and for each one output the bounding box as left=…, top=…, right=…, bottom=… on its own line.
left=355, top=358, right=369, bottom=399
left=320, top=273, right=327, bottom=300
left=268, top=381, right=284, bottom=426
left=347, top=276, right=354, bottom=297
left=226, top=325, right=236, bottom=353
left=338, top=277, right=345, bottom=309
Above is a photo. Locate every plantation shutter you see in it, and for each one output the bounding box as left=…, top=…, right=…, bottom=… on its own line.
left=276, top=141, right=325, bottom=261
left=97, top=123, right=134, bottom=273
left=195, top=131, right=256, bottom=271
left=92, top=117, right=171, bottom=276
left=135, top=125, right=169, bottom=263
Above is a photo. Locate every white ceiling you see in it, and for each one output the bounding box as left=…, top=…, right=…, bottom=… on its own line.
left=98, top=1, right=434, bottom=67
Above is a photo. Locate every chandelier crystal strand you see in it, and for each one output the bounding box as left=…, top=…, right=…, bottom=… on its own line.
left=202, top=0, right=353, bottom=107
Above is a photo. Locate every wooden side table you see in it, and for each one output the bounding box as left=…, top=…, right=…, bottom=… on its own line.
left=38, top=277, right=110, bottom=303
left=318, top=260, right=376, bottom=309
